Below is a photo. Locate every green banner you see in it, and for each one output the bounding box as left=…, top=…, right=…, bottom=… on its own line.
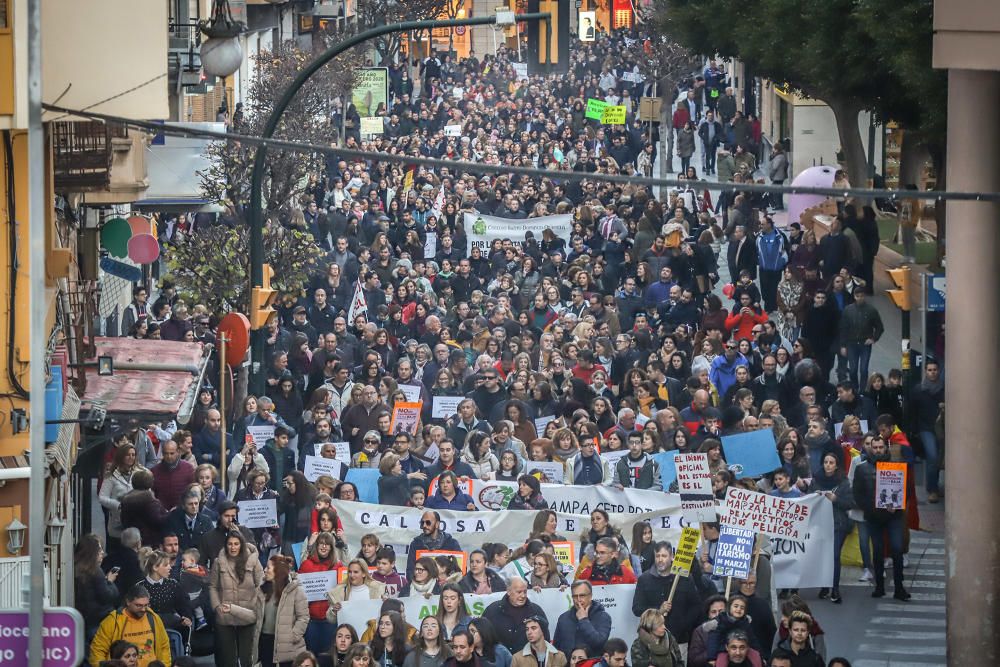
left=352, top=68, right=389, bottom=117
left=585, top=98, right=608, bottom=121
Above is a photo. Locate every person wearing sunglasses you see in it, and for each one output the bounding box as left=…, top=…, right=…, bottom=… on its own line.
left=405, top=511, right=462, bottom=581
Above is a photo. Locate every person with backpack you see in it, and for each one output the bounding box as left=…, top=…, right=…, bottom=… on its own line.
left=89, top=583, right=172, bottom=667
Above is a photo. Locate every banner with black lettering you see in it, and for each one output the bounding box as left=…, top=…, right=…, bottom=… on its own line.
left=331, top=498, right=689, bottom=553
left=770, top=493, right=834, bottom=588
left=463, top=212, right=573, bottom=256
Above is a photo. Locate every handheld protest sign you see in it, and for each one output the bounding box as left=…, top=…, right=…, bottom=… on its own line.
left=670, top=526, right=701, bottom=577
left=876, top=461, right=907, bottom=509
left=715, top=525, right=755, bottom=579
left=416, top=549, right=468, bottom=574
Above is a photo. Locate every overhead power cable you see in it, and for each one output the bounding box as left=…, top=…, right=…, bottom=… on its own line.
left=42, top=103, right=1000, bottom=203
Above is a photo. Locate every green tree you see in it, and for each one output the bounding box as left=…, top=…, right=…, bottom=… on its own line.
left=165, top=223, right=324, bottom=316
left=655, top=0, right=892, bottom=184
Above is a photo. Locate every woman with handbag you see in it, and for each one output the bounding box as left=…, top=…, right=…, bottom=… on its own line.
left=210, top=530, right=264, bottom=667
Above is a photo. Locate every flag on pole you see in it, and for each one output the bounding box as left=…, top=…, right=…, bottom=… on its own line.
left=431, top=183, right=446, bottom=218
left=347, top=278, right=368, bottom=322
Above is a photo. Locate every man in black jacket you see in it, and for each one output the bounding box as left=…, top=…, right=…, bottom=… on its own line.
left=166, top=488, right=214, bottom=551
left=405, top=510, right=463, bottom=580
left=632, top=542, right=704, bottom=645
left=197, top=501, right=255, bottom=569
left=852, top=436, right=910, bottom=601
left=482, top=578, right=550, bottom=653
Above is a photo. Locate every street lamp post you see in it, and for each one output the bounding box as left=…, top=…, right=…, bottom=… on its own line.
left=247, top=13, right=551, bottom=395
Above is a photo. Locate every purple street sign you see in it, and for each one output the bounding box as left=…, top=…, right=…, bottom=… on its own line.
left=0, top=607, right=83, bottom=666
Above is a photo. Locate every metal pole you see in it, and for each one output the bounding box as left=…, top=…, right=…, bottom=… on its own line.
left=27, top=0, right=46, bottom=663
left=945, top=68, right=1000, bottom=665
left=247, top=13, right=550, bottom=396
left=219, top=335, right=228, bottom=493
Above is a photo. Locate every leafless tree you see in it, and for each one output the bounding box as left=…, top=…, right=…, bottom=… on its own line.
left=199, top=41, right=354, bottom=218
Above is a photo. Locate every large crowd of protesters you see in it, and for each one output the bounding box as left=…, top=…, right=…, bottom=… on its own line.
left=80, top=19, right=943, bottom=667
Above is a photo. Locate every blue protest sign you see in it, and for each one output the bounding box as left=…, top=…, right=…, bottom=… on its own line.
left=652, top=452, right=678, bottom=488
left=721, top=430, right=781, bottom=479
left=345, top=468, right=382, bottom=503
left=714, top=525, right=755, bottom=578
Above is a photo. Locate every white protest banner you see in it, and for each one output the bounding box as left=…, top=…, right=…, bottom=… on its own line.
left=535, top=484, right=677, bottom=515
left=332, top=499, right=688, bottom=566
left=432, top=396, right=463, bottom=419
left=771, top=493, right=834, bottom=588
left=298, top=570, right=340, bottom=602
left=464, top=212, right=573, bottom=256
left=337, top=584, right=639, bottom=642
left=313, top=441, right=351, bottom=464
left=721, top=487, right=811, bottom=540
left=512, top=63, right=528, bottom=79
left=444, top=124, right=463, bottom=137
left=674, top=453, right=716, bottom=523
left=452, top=87, right=465, bottom=99
left=714, top=526, right=755, bottom=578
left=360, top=117, right=383, bottom=136
left=303, top=455, right=349, bottom=482
left=236, top=499, right=279, bottom=529
left=876, top=462, right=907, bottom=509
left=534, top=414, right=556, bottom=436
left=525, top=461, right=565, bottom=484
left=390, top=401, right=423, bottom=435
left=622, top=71, right=644, bottom=84
left=424, top=232, right=437, bottom=260
left=398, top=384, right=423, bottom=403
left=247, top=425, right=274, bottom=447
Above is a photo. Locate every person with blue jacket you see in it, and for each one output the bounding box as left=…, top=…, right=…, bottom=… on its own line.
left=755, top=216, right=789, bottom=313
left=553, top=581, right=612, bottom=658
left=425, top=471, right=477, bottom=511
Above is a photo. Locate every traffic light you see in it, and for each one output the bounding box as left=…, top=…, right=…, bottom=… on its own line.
left=250, top=263, right=278, bottom=330
left=886, top=267, right=911, bottom=311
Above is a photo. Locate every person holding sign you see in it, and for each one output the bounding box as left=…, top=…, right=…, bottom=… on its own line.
left=807, top=452, right=855, bottom=604
left=852, top=435, right=910, bottom=600
left=632, top=542, right=704, bottom=646
left=426, top=470, right=477, bottom=511
left=299, top=532, right=341, bottom=654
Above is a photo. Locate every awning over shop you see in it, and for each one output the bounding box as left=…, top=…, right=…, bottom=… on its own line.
left=79, top=338, right=210, bottom=423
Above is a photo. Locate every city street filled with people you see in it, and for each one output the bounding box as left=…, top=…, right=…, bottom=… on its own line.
left=77, top=23, right=946, bottom=667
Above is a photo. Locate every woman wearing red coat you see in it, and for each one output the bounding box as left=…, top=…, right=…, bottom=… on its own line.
left=299, top=532, right=342, bottom=654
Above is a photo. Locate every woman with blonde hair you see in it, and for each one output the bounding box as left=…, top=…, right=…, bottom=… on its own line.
left=631, top=608, right=680, bottom=667
left=325, top=559, right=387, bottom=623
